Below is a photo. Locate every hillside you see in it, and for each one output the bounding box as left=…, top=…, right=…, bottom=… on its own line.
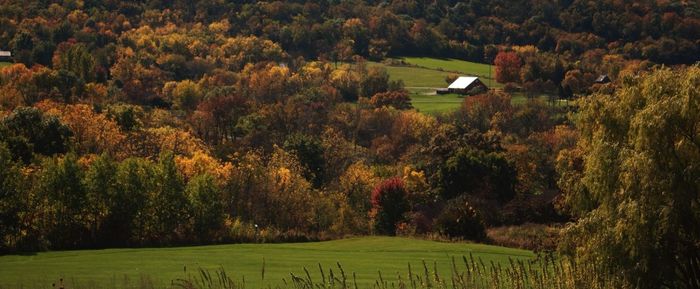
left=0, top=1, right=698, bottom=288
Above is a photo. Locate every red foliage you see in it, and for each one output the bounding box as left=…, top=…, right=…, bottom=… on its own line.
left=494, top=51, right=521, bottom=84
left=371, top=177, right=407, bottom=208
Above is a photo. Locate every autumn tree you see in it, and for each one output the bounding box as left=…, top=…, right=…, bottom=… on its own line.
left=369, top=90, right=413, bottom=110
left=494, top=51, right=521, bottom=84
left=163, top=80, right=202, bottom=111
left=371, top=177, right=408, bottom=235
left=557, top=66, right=700, bottom=289
left=360, top=66, right=390, bottom=98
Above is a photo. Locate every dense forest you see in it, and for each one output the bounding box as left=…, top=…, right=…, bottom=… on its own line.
left=0, top=1, right=698, bottom=288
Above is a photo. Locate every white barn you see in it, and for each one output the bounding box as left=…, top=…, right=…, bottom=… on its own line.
left=446, top=76, right=488, bottom=95
left=0, top=51, right=11, bottom=62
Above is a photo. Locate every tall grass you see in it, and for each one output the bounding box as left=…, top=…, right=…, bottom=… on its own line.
left=165, top=254, right=622, bottom=289
left=283, top=254, right=623, bottom=289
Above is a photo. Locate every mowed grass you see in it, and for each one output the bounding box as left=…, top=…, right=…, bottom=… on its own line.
left=0, top=237, right=533, bottom=288
left=411, top=93, right=465, bottom=115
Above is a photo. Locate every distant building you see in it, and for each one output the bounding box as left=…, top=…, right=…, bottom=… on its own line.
left=0, top=51, right=11, bottom=62
left=446, top=76, right=488, bottom=95
left=595, top=74, right=611, bottom=84
left=436, top=88, right=450, bottom=95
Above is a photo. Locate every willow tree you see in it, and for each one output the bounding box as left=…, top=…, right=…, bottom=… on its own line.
left=557, top=66, right=700, bottom=288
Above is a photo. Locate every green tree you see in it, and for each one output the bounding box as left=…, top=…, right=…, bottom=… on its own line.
left=436, top=196, right=486, bottom=241
left=108, top=158, right=155, bottom=246
left=154, top=152, right=190, bottom=242
left=38, top=153, right=88, bottom=249
left=1, top=107, right=72, bottom=163
left=187, top=174, right=225, bottom=242
left=83, top=153, right=116, bottom=245
left=57, top=44, right=96, bottom=82
left=557, top=66, right=700, bottom=289
left=284, top=133, right=325, bottom=187
left=437, top=148, right=516, bottom=204
left=0, top=142, right=24, bottom=251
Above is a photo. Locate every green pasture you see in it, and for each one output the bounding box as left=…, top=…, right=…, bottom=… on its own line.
left=411, top=93, right=465, bottom=115
left=0, top=237, right=533, bottom=288
left=399, top=57, right=494, bottom=78
left=363, top=57, right=516, bottom=114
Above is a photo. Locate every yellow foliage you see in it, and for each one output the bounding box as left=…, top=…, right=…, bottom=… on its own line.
left=144, top=127, right=206, bottom=157
left=392, top=110, right=438, bottom=142
left=208, top=19, right=230, bottom=34
left=402, top=165, right=427, bottom=193
left=274, top=167, right=292, bottom=186
left=512, top=45, right=539, bottom=56
left=175, top=150, right=232, bottom=183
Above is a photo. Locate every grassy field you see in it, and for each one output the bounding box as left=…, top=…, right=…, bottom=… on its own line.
left=361, top=57, right=511, bottom=114
left=367, top=59, right=501, bottom=93
left=411, top=93, right=465, bottom=115
left=0, top=62, right=12, bottom=68
left=400, top=57, right=493, bottom=78
left=0, top=237, right=533, bottom=288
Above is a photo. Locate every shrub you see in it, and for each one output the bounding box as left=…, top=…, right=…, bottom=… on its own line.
left=445, top=73, right=459, bottom=84
left=486, top=223, right=560, bottom=251
left=436, top=197, right=486, bottom=241
left=371, top=177, right=408, bottom=235
left=502, top=82, right=520, bottom=93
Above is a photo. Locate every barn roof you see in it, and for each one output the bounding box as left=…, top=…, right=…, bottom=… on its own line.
left=595, top=74, right=611, bottom=83
left=448, top=76, right=480, bottom=89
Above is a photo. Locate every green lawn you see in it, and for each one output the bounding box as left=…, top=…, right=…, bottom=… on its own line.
left=0, top=237, right=532, bottom=288
left=411, top=93, right=465, bottom=115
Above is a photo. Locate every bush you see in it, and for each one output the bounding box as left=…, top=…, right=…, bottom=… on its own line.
left=502, top=82, right=520, bottom=93
left=486, top=223, right=560, bottom=251
left=436, top=197, right=486, bottom=241
left=371, top=177, right=408, bottom=235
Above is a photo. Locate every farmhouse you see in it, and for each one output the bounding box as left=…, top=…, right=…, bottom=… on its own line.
left=445, top=76, right=488, bottom=95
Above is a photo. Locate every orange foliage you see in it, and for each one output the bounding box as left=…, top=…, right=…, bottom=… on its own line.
left=35, top=100, right=126, bottom=155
